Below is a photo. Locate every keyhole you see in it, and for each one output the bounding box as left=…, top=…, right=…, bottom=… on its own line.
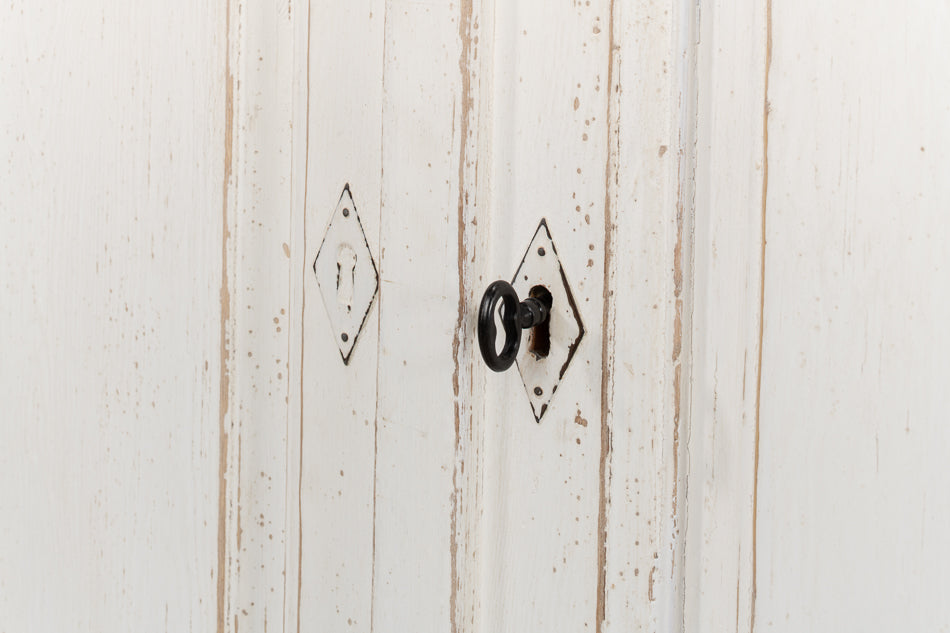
left=336, top=244, right=357, bottom=312
left=527, top=285, right=552, bottom=359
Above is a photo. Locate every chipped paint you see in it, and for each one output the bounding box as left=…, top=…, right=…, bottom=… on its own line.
left=450, top=2, right=475, bottom=632
left=217, top=1, right=235, bottom=630
left=597, top=1, right=618, bottom=630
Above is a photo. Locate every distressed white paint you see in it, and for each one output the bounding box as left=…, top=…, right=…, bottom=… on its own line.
left=600, top=0, right=697, bottom=629
left=222, top=0, right=296, bottom=631
left=0, top=1, right=229, bottom=630
left=757, top=1, right=950, bottom=629
left=294, top=0, right=694, bottom=632
left=477, top=1, right=612, bottom=630
left=683, top=0, right=767, bottom=631
left=687, top=0, right=950, bottom=631
left=0, top=0, right=294, bottom=631
left=8, top=0, right=946, bottom=631
left=292, top=1, right=384, bottom=632
left=370, top=2, right=468, bottom=630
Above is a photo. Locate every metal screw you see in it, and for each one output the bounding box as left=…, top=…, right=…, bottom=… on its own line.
left=537, top=247, right=546, bottom=256
left=341, top=332, right=349, bottom=342
left=342, top=208, right=350, bottom=217
left=533, top=386, right=543, bottom=396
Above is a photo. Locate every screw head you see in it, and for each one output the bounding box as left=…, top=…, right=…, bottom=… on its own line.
left=533, top=386, right=543, bottom=396
left=341, top=332, right=349, bottom=342
left=342, top=208, right=350, bottom=217
left=537, top=247, right=546, bottom=256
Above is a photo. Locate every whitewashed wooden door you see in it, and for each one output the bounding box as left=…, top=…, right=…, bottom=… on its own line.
left=6, top=0, right=950, bottom=632
left=289, top=1, right=691, bottom=632
left=4, top=1, right=683, bottom=629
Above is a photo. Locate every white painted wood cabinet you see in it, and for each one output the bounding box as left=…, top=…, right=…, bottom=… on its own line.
left=2, top=1, right=948, bottom=632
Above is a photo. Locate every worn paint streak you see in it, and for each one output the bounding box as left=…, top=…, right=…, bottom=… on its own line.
left=370, top=3, right=390, bottom=631
left=296, top=3, right=312, bottom=632
left=597, top=0, right=618, bottom=630
left=648, top=565, right=657, bottom=602
left=750, top=2, right=772, bottom=631
left=450, top=2, right=475, bottom=632
left=671, top=125, right=685, bottom=530
left=217, top=1, right=235, bottom=630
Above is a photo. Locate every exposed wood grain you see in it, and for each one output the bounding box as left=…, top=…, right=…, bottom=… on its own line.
left=600, top=0, right=699, bottom=630
left=292, top=1, right=699, bottom=631
left=223, top=0, right=296, bottom=631
left=451, top=1, right=491, bottom=632
left=683, top=0, right=768, bottom=630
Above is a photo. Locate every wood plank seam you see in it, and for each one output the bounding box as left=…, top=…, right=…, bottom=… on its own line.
left=750, top=1, right=772, bottom=630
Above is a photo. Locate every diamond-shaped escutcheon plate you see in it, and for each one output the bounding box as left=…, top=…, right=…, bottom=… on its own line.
left=313, top=185, right=379, bottom=364
left=512, top=219, right=585, bottom=421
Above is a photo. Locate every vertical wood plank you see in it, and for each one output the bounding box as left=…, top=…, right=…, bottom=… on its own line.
left=223, top=1, right=296, bottom=631
left=370, top=1, right=469, bottom=630
left=0, top=1, right=229, bottom=630
left=478, top=2, right=612, bottom=631
left=755, top=1, right=950, bottom=630
left=295, top=1, right=385, bottom=632
left=601, top=0, right=698, bottom=630
left=683, top=0, right=768, bottom=631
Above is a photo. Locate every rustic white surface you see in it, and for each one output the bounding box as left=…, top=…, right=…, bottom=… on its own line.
left=478, top=1, right=611, bottom=631
left=9, top=0, right=947, bottom=631
left=293, top=1, right=695, bottom=632
left=0, top=1, right=296, bottom=631
left=686, top=1, right=950, bottom=631
left=371, top=2, right=468, bottom=630
left=222, top=0, right=295, bottom=631
left=600, top=0, right=697, bottom=630
left=683, top=0, right=768, bottom=631
left=0, top=1, right=230, bottom=631
left=755, top=1, right=950, bottom=630
left=293, top=2, right=384, bottom=633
